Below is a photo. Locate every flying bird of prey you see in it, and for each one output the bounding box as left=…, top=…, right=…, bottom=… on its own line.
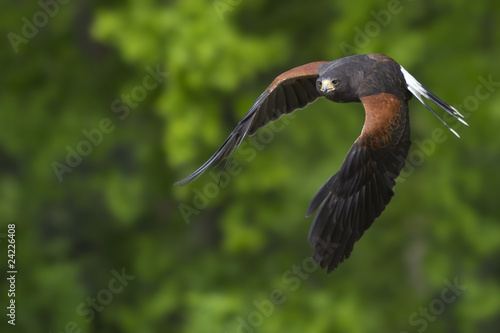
left=176, top=53, right=467, bottom=273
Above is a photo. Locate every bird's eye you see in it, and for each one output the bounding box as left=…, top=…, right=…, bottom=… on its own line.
left=317, top=81, right=322, bottom=88
left=331, top=79, right=339, bottom=85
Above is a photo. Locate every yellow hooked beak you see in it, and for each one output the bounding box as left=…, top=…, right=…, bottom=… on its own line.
left=320, top=79, right=336, bottom=93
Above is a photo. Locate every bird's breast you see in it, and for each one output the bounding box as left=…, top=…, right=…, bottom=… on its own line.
left=359, top=93, right=406, bottom=149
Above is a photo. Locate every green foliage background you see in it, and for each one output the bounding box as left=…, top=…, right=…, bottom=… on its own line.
left=2, top=0, right=500, bottom=332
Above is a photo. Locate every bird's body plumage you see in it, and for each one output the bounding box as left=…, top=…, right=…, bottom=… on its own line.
left=176, top=53, right=466, bottom=273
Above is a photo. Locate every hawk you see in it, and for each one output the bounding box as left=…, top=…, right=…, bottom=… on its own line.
left=176, top=53, right=467, bottom=273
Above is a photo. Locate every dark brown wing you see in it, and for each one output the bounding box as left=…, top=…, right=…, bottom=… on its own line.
left=175, top=61, right=327, bottom=186
left=306, top=93, right=411, bottom=273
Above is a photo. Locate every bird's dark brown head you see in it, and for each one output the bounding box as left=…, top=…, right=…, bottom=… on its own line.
left=316, top=59, right=364, bottom=103
left=316, top=54, right=406, bottom=103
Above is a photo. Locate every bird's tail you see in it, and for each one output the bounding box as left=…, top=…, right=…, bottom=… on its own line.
left=400, top=66, right=468, bottom=137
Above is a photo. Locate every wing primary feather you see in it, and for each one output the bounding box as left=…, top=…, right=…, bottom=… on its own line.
left=308, top=196, right=331, bottom=245
left=306, top=174, right=336, bottom=217
left=174, top=134, right=236, bottom=186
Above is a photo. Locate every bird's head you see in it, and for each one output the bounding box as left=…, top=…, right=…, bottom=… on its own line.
left=316, top=57, right=365, bottom=103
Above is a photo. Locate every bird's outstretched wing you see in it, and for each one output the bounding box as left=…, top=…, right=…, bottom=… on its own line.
left=306, top=93, right=412, bottom=273
left=175, top=61, right=327, bottom=186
